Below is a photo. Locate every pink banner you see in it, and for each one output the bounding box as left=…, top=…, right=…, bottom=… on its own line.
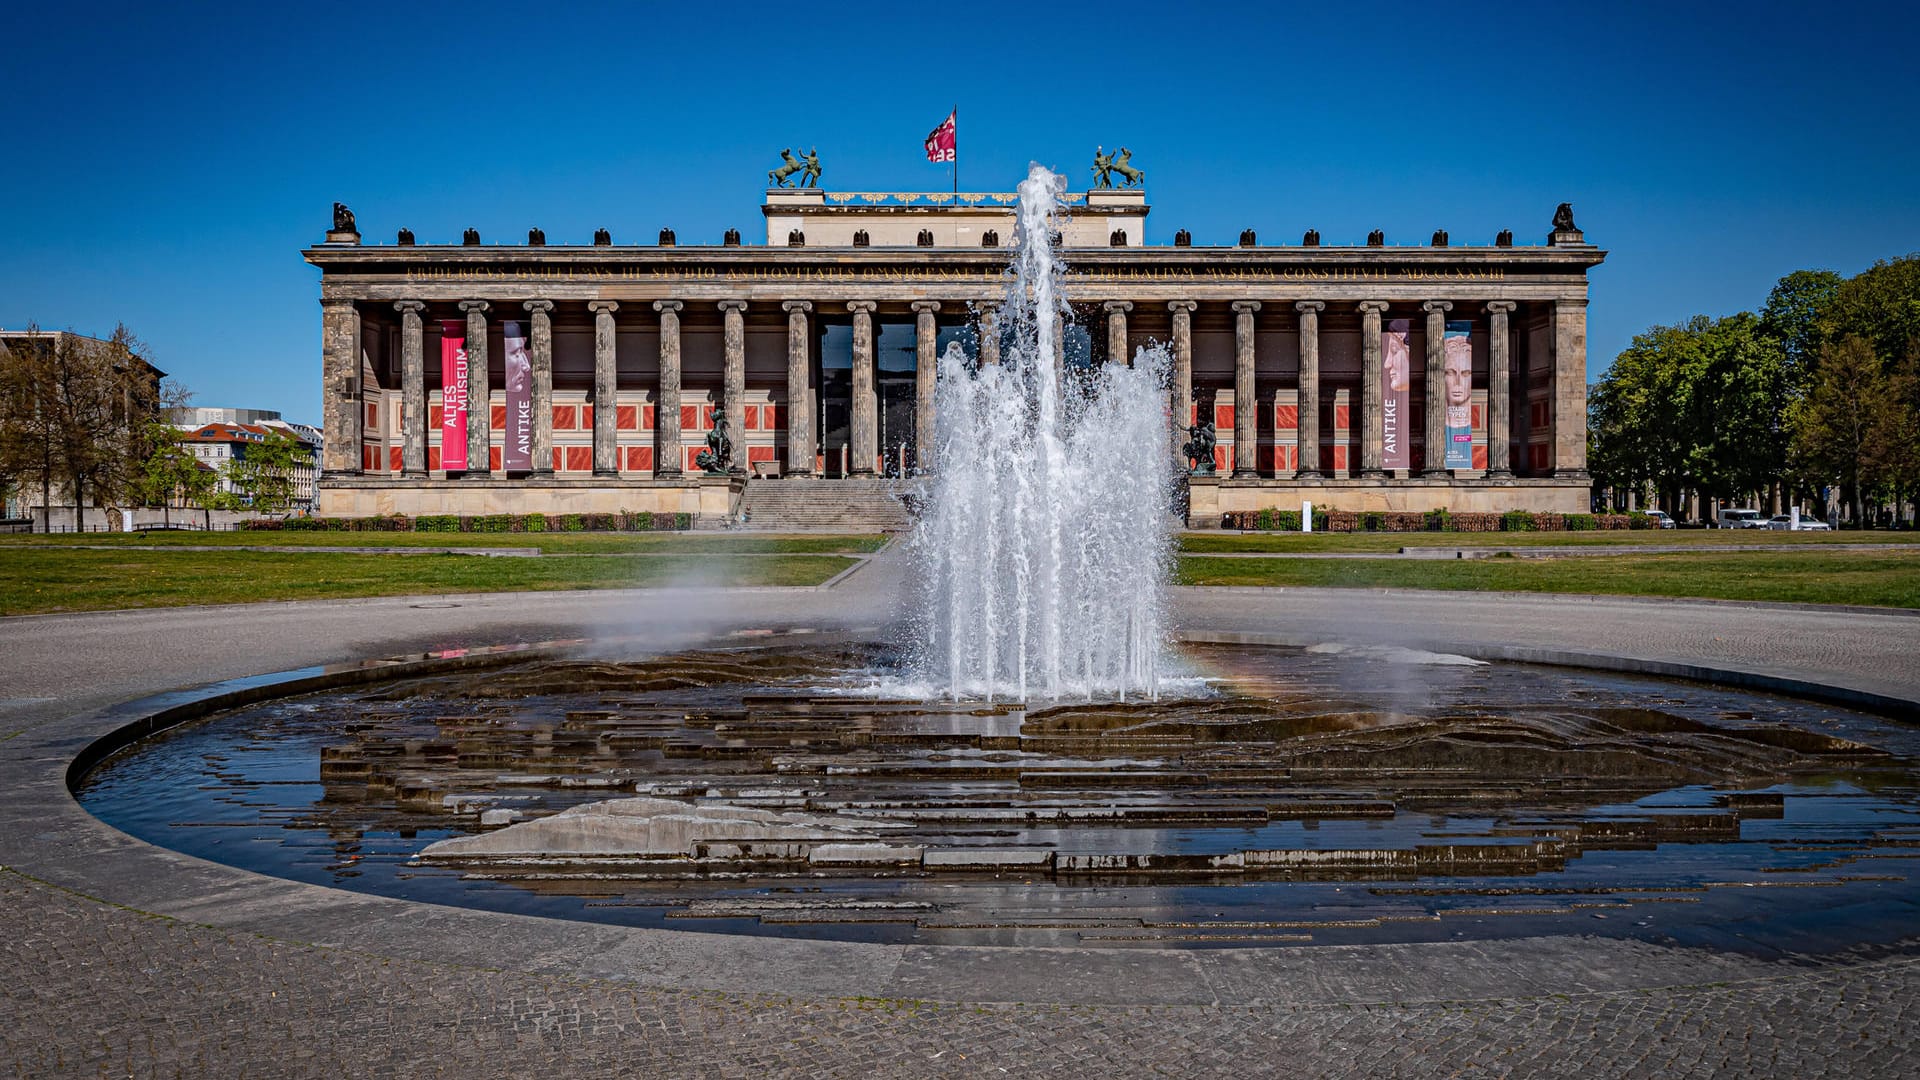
left=1383, top=318, right=1412, bottom=470
left=502, top=321, right=532, bottom=472
left=439, top=321, right=468, bottom=472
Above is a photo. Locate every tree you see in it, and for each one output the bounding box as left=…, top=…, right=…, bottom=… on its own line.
left=1819, top=255, right=1920, bottom=368
left=131, top=421, right=212, bottom=526
left=224, top=429, right=305, bottom=514
left=1759, top=269, right=1842, bottom=394
left=1688, top=313, right=1789, bottom=503
left=1788, top=336, right=1897, bottom=525
left=0, top=323, right=167, bottom=531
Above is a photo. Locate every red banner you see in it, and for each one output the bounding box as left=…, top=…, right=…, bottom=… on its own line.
left=925, top=110, right=956, bottom=163
left=1383, top=319, right=1411, bottom=470
left=502, top=321, right=532, bottom=471
left=439, top=321, right=468, bottom=472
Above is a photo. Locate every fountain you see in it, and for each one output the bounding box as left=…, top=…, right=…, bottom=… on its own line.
left=66, top=165, right=1920, bottom=954
left=909, top=164, right=1175, bottom=702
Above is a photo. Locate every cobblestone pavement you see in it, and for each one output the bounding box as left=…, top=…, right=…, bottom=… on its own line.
left=5, top=562, right=1920, bottom=1077
left=4, top=870, right=1914, bottom=1078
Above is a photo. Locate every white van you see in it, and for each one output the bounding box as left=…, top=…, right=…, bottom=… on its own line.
left=1715, top=508, right=1766, bottom=529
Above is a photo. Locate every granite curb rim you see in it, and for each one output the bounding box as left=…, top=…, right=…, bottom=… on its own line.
left=4, top=615, right=1918, bottom=1008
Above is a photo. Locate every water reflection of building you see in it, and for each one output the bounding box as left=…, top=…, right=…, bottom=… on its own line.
left=306, top=186, right=1603, bottom=522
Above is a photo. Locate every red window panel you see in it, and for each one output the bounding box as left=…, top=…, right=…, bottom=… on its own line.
left=489, top=446, right=502, bottom=470
left=1282, top=444, right=1296, bottom=472
left=1471, top=405, right=1484, bottom=428
left=1190, top=402, right=1199, bottom=425
left=1530, top=444, right=1549, bottom=471
left=366, top=402, right=379, bottom=428
left=553, top=406, right=575, bottom=430
left=552, top=448, right=564, bottom=471
left=642, top=405, right=654, bottom=429
left=703, top=406, right=718, bottom=430
left=625, top=446, right=653, bottom=471
left=1274, top=404, right=1298, bottom=431
left=747, top=445, right=774, bottom=464
left=1472, top=445, right=1488, bottom=470
left=361, top=446, right=372, bottom=470
left=1214, top=404, right=1234, bottom=429
left=1332, top=445, right=1348, bottom=471
left=616, top=405, right=638, bottom=431
left=680, top=405, right=698, bottom=431
left=428, top=446, right=441, bottom=471
left=490, top=405, right=506, bottom=429
left=430, top=405, right=443, bottom=429
left=744, top=407, right=759, bottom=431
left=581, top=404, right=593, bottom=431
left=685, top=446, right=702, bottom=471
left=1213, top=446, right=1229, bottom=473
left=565, top=446, right=592, bottom=472
left=389, top=446, right=403, bottom=472
left=1333, top=404, right=1349, bottom=430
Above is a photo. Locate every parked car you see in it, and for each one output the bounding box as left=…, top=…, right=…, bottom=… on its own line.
left=1766, top=514, right=1832, bottom=531
left=1643, top=510, right=1677, bottom=529
left=1715, top=508, right=1767, bottom=529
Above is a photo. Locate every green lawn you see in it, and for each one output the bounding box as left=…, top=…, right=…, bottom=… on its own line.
left=0, top=549, right=857, bottom=616
left=1177, top=530, right=1920, bottom=554
left=0, top=531, right=886, bottom=555
left=1176, top=549, right=1920, bottom=608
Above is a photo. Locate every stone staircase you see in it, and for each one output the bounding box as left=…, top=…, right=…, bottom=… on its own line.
left=735, top=477, right=917, bottom=533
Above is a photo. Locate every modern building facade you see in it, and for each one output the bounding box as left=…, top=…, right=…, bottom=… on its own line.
left=306, top=185, right=1603, bottom=522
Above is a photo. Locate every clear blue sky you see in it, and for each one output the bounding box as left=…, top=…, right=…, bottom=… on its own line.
left=4, top=1, right=1915, bottom=423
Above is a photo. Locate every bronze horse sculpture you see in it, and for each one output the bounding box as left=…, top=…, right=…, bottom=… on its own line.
left=1091, top=146, right=1145, bottom=189
left=769, top=148, right=821, bottom=189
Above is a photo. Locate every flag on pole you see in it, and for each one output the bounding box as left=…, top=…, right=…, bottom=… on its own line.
left=924, top=110, right=956, bottom=163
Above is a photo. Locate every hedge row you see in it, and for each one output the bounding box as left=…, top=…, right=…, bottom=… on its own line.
left=1221, top=509, right=1646, bottom=532
left=241, top=512, right=694, bottom=533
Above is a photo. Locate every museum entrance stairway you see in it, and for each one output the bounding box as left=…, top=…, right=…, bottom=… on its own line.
left=735, top=477, right=916, bottom=532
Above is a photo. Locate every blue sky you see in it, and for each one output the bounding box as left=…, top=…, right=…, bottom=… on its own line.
left=4, top=1, right=1915, bottom=422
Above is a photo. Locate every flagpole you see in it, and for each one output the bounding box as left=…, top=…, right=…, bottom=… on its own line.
left=952, top=104, right=958, bottom=195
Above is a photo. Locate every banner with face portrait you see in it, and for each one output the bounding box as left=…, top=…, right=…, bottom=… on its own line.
left=1383, top=319, right=1412, bottom=469
left=1443, top=320, right=1473, bottom=469
left=439, top=320, right=468, bottom=472
left=502, top=321, right=532, bottom=472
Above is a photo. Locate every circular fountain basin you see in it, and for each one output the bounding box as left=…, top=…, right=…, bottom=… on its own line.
left=76, top=638, right=1920, bottom=953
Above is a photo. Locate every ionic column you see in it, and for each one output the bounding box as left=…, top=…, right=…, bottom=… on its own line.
left=320, top=300, right=360, bottom=474
left=1104, top=300, right=1132, bottom=366
left=719, top=300, right=748, bottom=474
left=394, top=301, right=426, bottom=476
left=783, top=301, right=813, bottom=476
left=1295, top=301, right=1326, bottom=479
left=1358, top=301, right=1389, bottom=477
left=848, top=301, right=878, bottom=476
left=589, top=301, right=619, bottom=476
left=1232, top=301, right=1261, bottom=478
left=911, top=301, right=940, bottom=472
left=977, top=302, right=1001, bottom=366
left=523, top=300, right=554, bottom=476
left=654, top=300, right=684, bottom=477
left=1421, top=299, right=1452, bottom=477
left=460, top=300, right=491, bottom=475
left=1168, top=301, right=1196, bottom=465
left=1553, top=297, right=1590, bottom=478
left=1485, top=301, right=1517, bottom=478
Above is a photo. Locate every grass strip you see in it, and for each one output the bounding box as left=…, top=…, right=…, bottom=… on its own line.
left=0, top=532, right=887, bottom=555
left=0, top=549, right=856, bottom=616
left=1175, top=550, right=1920, bottom=609
left=1177, top=530, right=1920, bottom=555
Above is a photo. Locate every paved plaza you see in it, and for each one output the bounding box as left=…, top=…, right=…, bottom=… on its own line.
left=3, top=557, right=1918, bottom=1077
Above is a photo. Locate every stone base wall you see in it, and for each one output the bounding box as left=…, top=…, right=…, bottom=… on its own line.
left=1188, top=477, right=1589, bottom=524
left=318, top=477, right=742, bottom=524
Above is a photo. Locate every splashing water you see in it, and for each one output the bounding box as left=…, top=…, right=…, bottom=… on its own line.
left=907, top=163, right=1176, bottom=702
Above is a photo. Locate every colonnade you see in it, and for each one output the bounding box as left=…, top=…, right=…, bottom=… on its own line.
left=322, top=293, right=1585, bottom=482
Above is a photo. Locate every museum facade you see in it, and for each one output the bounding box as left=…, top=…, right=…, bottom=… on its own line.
left=306, top=185, right=1604, bottom=522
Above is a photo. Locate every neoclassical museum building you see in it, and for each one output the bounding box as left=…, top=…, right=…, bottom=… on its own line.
left=307, top=180, right=1603, bottom=523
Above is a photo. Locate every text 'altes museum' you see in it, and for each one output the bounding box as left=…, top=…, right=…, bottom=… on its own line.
left=306, top=174, right=1604, bottom=524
